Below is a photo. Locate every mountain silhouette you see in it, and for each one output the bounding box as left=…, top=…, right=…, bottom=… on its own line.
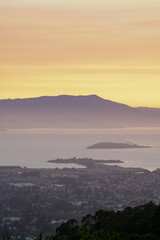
left=0, top=95, right=160, bottom=129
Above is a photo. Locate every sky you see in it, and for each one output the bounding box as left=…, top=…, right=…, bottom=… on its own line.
left=0, top=0, right=160, bottom=107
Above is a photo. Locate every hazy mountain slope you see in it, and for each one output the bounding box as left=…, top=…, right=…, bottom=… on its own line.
left=0, top=95, right=160, bottom=129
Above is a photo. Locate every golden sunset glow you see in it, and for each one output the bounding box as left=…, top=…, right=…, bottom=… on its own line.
left=0, top=0, right=160, bottom=107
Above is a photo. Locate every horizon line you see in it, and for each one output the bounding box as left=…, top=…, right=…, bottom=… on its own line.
left=0, top=94, right=160, bottom=109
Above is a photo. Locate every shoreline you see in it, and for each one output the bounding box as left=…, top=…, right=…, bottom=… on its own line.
left=47, top=157, right=124, bottom=169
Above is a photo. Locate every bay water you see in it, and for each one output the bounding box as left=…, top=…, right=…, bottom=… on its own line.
left=0, top=128, right=160, bottom=171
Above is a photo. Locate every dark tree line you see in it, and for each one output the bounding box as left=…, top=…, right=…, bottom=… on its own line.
left=2, top=202, right=160, bottom=239
left=53, top=201, right=160, bottom=240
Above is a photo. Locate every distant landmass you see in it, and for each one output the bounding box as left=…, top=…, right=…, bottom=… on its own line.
left=1, top=95, right=160, bottom=129
left=48, top=157, right=149, bottom=173
left=48, top=157, right=124, bottom=168
left=87, top=142, right=151, bottom=149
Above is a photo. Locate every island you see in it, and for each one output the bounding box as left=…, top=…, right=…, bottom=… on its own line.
left=87, top=142, right=151, bottom=149
left=47, top=157, right=124, bottom=168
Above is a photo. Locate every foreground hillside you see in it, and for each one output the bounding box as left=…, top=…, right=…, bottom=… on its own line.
left=52, top=202, right=160, bottom=240
left=41, top=202, right=160, bottom=240
left=3, top=202, right=160, bottom=240
left=1, top=95, right=160, bottom=129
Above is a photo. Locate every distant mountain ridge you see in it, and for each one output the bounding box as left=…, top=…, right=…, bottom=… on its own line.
left=0, top=95, right=160, bottom=129
left=87, top=142, right=150, bottom=149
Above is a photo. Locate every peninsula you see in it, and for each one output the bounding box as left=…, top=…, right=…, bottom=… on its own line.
left=47, top=157, right=124, bottom=168
left=87, top=142, right=151, bottom=149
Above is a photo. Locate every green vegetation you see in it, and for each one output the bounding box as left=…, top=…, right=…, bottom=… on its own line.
left=51, top=202, right=160, bottom=240
left=3, top=202, right=160, bottom=240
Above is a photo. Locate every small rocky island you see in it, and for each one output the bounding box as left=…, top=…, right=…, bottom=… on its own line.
left=87, top=142, right=151, bottom=149
left=48, top=157, right=124, bottom=168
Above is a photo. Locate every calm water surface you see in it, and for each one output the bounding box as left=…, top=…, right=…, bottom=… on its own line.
left=0, top=128, right=160, bottom=170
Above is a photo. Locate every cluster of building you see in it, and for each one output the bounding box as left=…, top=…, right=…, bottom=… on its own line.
left=0, top=165, right=160, bottom=238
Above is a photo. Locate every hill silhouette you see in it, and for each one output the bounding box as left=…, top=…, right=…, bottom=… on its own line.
left=52, top=202, right=160, bottom=240
left=87, top=142, right=150, bottom=149
left=0, top=95, right=160, bottom=129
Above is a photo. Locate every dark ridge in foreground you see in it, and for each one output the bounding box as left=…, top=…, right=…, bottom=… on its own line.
left=51, top=202, right=160, bottom=240
left=3, top=202, right=160, bottom=240
left=87, top=142, right=151, bottom=149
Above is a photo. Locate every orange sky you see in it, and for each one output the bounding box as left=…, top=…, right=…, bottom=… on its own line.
left=0, top=0, right=160, bottom=107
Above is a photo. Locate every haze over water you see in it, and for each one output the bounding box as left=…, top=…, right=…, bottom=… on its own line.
left=0, top=128, right=160, bottom=171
